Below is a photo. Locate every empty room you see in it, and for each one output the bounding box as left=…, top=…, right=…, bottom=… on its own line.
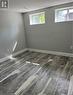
left=0, top=0, right=73, bottom=95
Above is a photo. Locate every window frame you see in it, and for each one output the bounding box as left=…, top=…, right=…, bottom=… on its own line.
left=55, top=6, right=73, bottom=23
left=29, top=12, right=45, bottom=25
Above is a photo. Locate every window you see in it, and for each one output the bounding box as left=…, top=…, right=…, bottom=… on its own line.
left=29, top=12, right=45, bottom=25
left=55, top=7, right=73, bottom=22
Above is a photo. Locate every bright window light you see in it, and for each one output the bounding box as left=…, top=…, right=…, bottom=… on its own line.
left=29, top=12, right=45, bottom=25
left=69, top=9, right=73, bottom=13
left=55, top=6, right=73, bottom=22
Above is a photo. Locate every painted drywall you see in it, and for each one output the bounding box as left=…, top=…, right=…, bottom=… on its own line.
left=0, top=10, right=26, bottom=59
left=72, top=21, right=73, bottom=53
left=23, top=2, right=73, bottom=53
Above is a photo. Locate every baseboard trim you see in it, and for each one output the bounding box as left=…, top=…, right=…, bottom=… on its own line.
left=27, top=48, right=73, bottom=57
left=12, top=48, right=28, bottom=56
left=0, top=48, right=28, bottom=63
left=0, top=48, right=73, bottom=63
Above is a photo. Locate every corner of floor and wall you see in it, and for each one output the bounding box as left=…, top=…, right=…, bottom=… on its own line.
left=23, top=2, right=73, bottom=57
left=0, top=11, right=27, bottom=62
left=0, top=2, right=73, bottom=63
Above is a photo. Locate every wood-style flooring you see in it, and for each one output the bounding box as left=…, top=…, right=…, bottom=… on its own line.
left=0, top=51, right=73, bottom=95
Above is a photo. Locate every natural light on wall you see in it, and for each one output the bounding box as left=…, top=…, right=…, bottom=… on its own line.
left=55, top=7, right=73, bottom=22
left=29, top=12, right=45, bottom=25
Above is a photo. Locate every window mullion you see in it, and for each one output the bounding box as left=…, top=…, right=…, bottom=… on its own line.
left=67, top=9, right=69, bottom=21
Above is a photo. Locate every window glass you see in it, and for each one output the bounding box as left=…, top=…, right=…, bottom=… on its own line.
left=29, top=12, right=45, bottom=25
left=69, top=9, right=73, bottom=20
left=55, top=7, right=73, bottom=22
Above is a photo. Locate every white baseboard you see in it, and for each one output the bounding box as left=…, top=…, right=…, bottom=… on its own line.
left=0, top=57, right=9, bottom=63
left=0, top=48, right=28, bottom=63
left=27, top=48, right=73, bottom=57
left=0, top=48, right=73, bottom=63
left=12, top=48, right=28, bottom=56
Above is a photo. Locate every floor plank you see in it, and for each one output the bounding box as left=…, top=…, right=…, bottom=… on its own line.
left=0, top=51, right=73, bottom=95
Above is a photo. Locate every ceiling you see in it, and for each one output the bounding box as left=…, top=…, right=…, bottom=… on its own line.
left=1, top=0, right=73, bottom=12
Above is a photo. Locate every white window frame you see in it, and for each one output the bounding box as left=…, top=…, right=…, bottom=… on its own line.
left=29, top=12, right=45, bottom=25
left=55, top=6, right=73, bottom=22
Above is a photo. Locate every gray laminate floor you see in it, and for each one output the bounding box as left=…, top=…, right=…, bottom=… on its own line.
left=0, top=51, right=73, bottom=95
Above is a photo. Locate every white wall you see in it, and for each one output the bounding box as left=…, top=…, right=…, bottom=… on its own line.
left=0, top=10, right=26, bottom=59
left=23, top=3, right=73, bottom=53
